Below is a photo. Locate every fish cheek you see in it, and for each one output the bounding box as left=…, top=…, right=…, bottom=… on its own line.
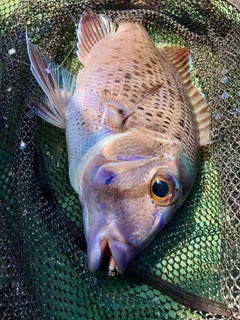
left=108, top=197, right=154, bottom=245
left=136, top=202, right=179, bottom=249
left=99, top=195, right=157, bottom=245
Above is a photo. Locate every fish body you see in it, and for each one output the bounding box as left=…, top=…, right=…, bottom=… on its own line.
left=27, top=12, right=210, bottom=274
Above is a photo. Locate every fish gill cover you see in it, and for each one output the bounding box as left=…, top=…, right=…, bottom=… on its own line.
left=0, top=0, right=239, bottom=319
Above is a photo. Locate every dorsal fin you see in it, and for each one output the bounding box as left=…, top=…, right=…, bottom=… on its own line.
left=159, top=46, right=210, bottom=146
left=77, top=11, right=116, bottom=65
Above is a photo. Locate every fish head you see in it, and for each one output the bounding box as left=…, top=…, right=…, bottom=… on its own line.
left=77, top=129, right=197, bottom=274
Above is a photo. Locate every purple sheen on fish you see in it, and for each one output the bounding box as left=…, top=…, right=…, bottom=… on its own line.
left=26, top=11, right=210, bottom=274
left=116, top=155, right=148, bottom=161
left=96, top=168, right=117, bottom=185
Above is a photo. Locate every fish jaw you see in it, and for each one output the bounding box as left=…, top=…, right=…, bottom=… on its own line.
left=80, top=182, right=132, bottom=274
left=86, top=219, right=131, bottom=274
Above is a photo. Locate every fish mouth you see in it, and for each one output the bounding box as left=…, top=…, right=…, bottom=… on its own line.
left=87, top=222, right=131, bottom=274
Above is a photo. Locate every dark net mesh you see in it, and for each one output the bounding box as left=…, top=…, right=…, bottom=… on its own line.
left=0, top=0, right=239, bottom=319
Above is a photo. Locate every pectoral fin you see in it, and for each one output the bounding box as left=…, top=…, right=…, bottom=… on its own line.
left=160, top=46, right=210, bottom=146
left=96, top=84, right=163, bottom=130
left=26, top=33, right=75, bottom=129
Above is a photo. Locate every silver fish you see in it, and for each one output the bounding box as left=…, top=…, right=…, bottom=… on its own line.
left=26, top=11, right=210, bottom=274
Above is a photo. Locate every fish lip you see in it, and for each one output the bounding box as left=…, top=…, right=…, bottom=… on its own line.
left=108, top=240, right=130, bottom=274
left=87, top=222, right=131, bottom=274
left=88, top=238, right=130, bottom=274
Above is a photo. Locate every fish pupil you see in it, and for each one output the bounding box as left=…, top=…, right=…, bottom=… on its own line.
left=152, top=180, right=169, bottom=198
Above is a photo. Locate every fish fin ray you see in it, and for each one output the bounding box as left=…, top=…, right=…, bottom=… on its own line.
left=96, top=84, right=162, bottom=129
left=123, top=84, right=163, bottom=120
left=26, top=33, right=75, bottom=129
left=77, top=11, right=116, bottom=65
left=159, top=45, right=210, bottom=146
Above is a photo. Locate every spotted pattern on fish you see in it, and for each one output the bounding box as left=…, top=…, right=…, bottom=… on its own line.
left=26, top=11, right=210, bottom=274
left=70, top=23, right=198, bottom=162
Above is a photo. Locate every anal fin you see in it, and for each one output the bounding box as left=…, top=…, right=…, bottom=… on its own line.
left=159, top=45, right=210, bottom=146
left=26, top=33, right=75, bottom=129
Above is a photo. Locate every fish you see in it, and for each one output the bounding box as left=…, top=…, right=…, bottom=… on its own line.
left=26, top=11, right=210, bottom=274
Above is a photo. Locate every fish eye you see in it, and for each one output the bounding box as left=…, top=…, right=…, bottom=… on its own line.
left=152, top=180, right=169, bottom=198
left=150, top=171, right=180, bottom=206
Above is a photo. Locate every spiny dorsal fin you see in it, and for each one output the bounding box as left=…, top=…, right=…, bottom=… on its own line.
left=160, top=46, right=210, bottom=146
left=77, top=11, right=116, bottom=65
left=26, top=33, right=75, bottom=129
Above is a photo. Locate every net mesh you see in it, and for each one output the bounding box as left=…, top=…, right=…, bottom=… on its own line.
left=0, top=0, right=239, bottom=319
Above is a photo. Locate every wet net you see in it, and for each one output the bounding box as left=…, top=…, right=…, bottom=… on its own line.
left=0, top=0, right=239, bottom=319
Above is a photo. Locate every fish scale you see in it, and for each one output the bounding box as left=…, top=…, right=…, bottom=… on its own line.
left=26, top=11, right=210, bottom=274
left=74, top=21, right=198, bottom=170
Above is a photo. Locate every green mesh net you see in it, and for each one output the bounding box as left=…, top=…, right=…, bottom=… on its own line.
left=0, top=0, right=239, bottom=319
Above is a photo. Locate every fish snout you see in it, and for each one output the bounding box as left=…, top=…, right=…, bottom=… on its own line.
left=87, top=221, right=132, bottom=274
